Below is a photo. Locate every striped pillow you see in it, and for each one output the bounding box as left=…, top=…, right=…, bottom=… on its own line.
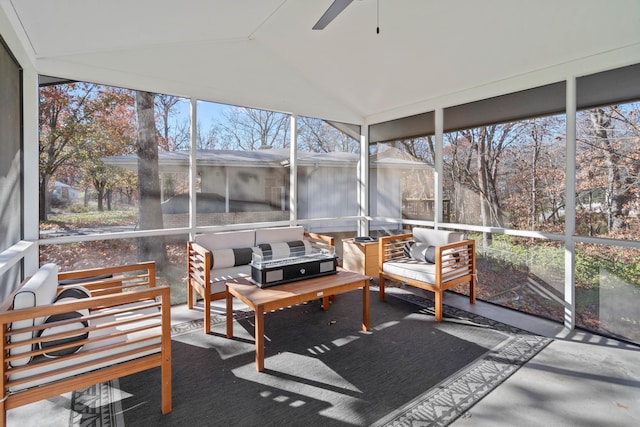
left=210, top=247, right=255, bottom=269
left=37, top=285, right=92, bottom=358
left=255, top=240, right=312, bottom=261
left=38, top=310, right=89, bottom=358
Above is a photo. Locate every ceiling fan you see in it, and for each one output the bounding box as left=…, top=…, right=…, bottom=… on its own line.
left=312, top=0, right=354, bottom=30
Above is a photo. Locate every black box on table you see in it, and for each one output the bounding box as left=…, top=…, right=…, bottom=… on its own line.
left=250, top=251, right=338, bottom=288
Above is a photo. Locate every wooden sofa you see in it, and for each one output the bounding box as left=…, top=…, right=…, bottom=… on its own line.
left=0, top=261, right=171, bottom=426
left=187, top=226, right=334, bottom=333
left=378, top=228, right=476, bottom=321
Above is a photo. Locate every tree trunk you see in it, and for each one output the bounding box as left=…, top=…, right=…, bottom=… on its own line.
left=96, top=186, right=104, bottom=212
left=39, top=175, right=49, bottom=221
left=135, top=91, right=167, bottom=270
left=530, top=125, right=541, bottom=230
left=590, top=109, right=626, bottom=232
left=476, top=129, right=493, bottom=247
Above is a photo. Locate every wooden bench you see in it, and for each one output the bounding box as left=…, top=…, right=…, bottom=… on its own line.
left=0, top=261, right=171, bottom=426
left=187, top=226, right=334, bottom=334
left=379, top=228, right=476, bottom=321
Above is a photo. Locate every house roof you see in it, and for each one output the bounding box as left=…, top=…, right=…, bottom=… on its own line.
left=3, top=1, right=639, bottom=126
left=103, top=147, right=432, bottom=172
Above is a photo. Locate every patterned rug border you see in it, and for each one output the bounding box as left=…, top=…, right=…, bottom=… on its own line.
left=370, top=288, right=553, bottom=426
left=70, top=380, right=124, bottom=426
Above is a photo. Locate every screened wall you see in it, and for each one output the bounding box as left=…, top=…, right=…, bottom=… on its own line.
left=366, top=64, right=640, bottom=344
left=0, top=34, right=639, bottom=345
left=0, top=36, right=23, bottom=302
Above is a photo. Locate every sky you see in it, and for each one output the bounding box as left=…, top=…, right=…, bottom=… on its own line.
left=174, top=98, right=232, bottom=131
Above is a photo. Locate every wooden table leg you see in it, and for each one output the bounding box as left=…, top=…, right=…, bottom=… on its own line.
left=255, top=307, right=265, bottom=371
left=362, top=280, right=370, bottom=331
left=226, top=289, right=233, bottom=338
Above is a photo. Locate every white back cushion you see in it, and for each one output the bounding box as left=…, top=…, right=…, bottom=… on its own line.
left=412, top=228, right=466, bottom=246
left=255, top=226, right=304, bottom=245
left=11, top=263, right=59, bottom=366
left=195, top=229, right=256, bottom=251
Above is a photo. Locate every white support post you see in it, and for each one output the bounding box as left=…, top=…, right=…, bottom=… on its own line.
left=434, top=108, right=444, bottom=228
left=290, top=114, right=297, bottom=223
left=359, top=124, right=369, bottom=237
left=23, top=67, right=40, bottom=274
left=225, top=168, right=230, bottom=213
left=564, top=76, right=577, bottom=331
left=189, top=98, right=197, bottom=240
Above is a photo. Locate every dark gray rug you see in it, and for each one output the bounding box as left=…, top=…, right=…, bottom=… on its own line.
left=9, top=288, right=551, bottom=427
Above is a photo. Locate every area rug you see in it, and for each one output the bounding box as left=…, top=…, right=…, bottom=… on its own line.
left=8, top=288, right=551, bottom=427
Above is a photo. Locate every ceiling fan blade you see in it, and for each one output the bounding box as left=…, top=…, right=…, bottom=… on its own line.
left=312, top=0, right=354, bottom=30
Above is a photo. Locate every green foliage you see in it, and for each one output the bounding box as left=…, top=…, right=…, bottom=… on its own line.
left=574, top=251, right=600, bottom=289
left=476, top=233, right=639, bottom=292
left=575, top=249, right=640, bottom=290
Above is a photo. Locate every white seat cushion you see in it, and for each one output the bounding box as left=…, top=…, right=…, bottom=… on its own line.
left=210, top=265, right=252, bottom=294
left=383, top=258, right=470, bottom=287
left=383, top=259, right=437, bottom=285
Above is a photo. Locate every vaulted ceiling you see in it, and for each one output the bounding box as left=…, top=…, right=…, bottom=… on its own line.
left=3, top=0, right=640, bottom=125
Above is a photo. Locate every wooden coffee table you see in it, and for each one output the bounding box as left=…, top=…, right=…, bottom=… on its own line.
left=226, top=270, right=370, bottom=371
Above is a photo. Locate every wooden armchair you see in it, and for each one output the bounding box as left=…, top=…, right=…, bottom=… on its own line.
left=378, top=228, right=476, bottom=321
left=0, top=262, right=171, bottom=426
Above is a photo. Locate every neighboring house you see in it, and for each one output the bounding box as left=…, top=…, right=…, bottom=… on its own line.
left=104, top=147, right=432, bottom=233
left=51, top=181, right=81, bottom=202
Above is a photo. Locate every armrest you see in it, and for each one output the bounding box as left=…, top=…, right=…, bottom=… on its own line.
left=379, top=233, right=414, bottom=270
left=187, top=241, right=212, bottom=289
left=304, top=232, right=335, bottom=247
left=0, top=285, right=169, bottom=326
left=188, top=241, right=211, bottom=261
left=434, top=239, right=476, bottom=284
left=57, top=261, right=157, bottom=297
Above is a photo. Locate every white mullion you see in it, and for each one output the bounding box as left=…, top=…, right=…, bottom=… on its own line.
left=189, top=98, right=197, bottom=239
left=434, top=108, right=443, bottom=229
left=290, top=114, right=297, bottom=223
left=564, top=76, right=577, bottom=331
left=359, top=124, right=369, bottom=237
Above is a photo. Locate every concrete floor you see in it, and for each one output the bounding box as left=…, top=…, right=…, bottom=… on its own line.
left=444, top=292, right=640, bottom=427
left=175, top=289, right=640, bottom=427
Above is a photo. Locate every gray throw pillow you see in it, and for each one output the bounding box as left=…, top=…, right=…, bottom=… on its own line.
left=404, top=242, right=436, bottom=264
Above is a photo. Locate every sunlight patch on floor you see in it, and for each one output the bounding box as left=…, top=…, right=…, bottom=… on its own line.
left=233, top=352, right=365, bottom=424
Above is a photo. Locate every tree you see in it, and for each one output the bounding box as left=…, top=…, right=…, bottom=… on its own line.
left=577, top=105, right=640, bottom=234
left=502, top=116, right=566, bottom=232
left=38, top=83, right=94, bottom=220
left=297, top=117, right=360, bottom=153
left=82, top=87, right=137, bottom=211
left=443, top=123, right=523, bottom=245
left=135, top=91, right=167, bottom=270
left=155, top=94, right=186, bottom=151
left=196, top=121, right=222, bottom=149
left=219, top=107, right=290, bottom=150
